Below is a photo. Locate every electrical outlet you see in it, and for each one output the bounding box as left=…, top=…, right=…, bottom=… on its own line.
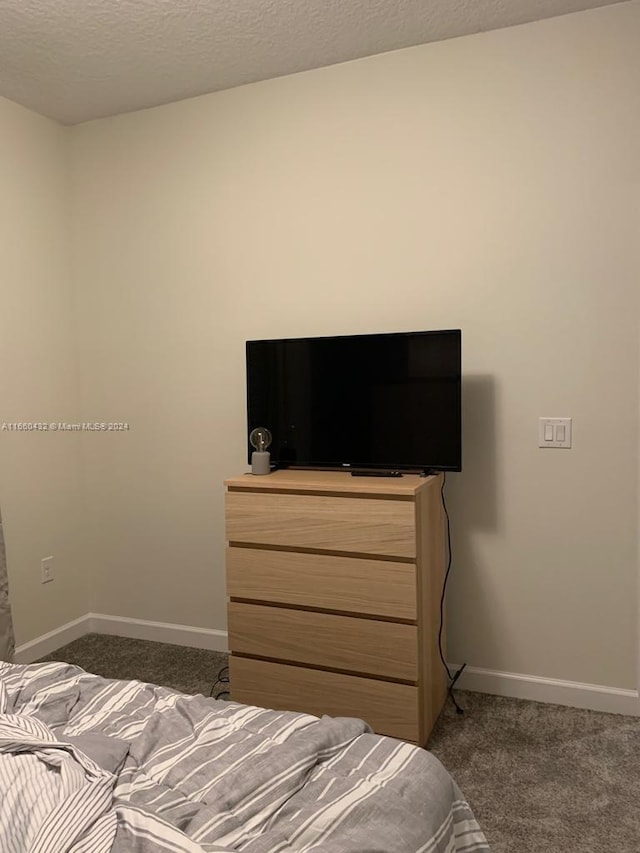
left=41, top=556, right=54, bottom=584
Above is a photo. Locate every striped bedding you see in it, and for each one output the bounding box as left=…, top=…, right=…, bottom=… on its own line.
left=0, top=661, right=489, bottom=852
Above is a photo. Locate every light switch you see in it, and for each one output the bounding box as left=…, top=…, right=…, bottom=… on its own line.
left=539, top=417, right=572, bottom=449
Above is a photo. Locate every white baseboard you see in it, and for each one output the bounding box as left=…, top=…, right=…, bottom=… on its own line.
left=14, top=613, right=228, bottom=663
left=14, top=614, right=91, bottom=663
left=88, top=613, right=229, bottom=654
left=453, top=664, right=640, bottom=716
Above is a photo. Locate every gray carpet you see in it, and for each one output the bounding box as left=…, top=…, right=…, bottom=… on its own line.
left=37, top=634, right=640, bottom=853
left=37, top=633, right=228, bottom=697
left=429, top=691, right=640, bottom=853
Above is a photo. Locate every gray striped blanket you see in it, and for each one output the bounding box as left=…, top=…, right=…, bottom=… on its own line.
left=0, top=661, right=489, bottom=852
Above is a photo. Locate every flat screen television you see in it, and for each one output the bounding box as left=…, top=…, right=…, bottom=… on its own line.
left=246, top=329, right=462, bottom=474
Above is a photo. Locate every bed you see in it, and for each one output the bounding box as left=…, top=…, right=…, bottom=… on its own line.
left=0, top=660, right=489, bottom=852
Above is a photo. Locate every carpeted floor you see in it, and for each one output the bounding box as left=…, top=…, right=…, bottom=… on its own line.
left=429, top=690, right=640, bottom=853
left=37, top=633, right=228, bottom=697
left=37, top=634, right=640, bottom=853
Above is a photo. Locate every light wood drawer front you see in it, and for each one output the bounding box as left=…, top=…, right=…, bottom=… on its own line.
left=228, top=602, right=417, bottom=681
left=230, top=656, right=419, bottom=742
left=227, top=547, right=416, bottom=620
left=226, top=491, right=415, bottom=558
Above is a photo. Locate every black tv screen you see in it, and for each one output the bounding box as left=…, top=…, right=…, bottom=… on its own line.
left=246, top=329, right=462, bottom=473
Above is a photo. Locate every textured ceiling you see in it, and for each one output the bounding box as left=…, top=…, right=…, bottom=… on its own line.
left=0, top=0, right=629, bottom=125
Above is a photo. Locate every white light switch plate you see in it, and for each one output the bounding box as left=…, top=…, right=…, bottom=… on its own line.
left=538, top=417, right=572, bottom=448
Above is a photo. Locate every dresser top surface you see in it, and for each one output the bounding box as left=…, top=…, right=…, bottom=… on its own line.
left=225, top=469, right=440, bottom=497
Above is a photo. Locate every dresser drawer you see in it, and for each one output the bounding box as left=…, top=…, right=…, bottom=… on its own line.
left=227, top=547, right=416, bottom=620
left=226, top=490, right=415, bottom=558
left=230, top=656, right=419, bottom=742
left=228, top=601, right=417, bottom=681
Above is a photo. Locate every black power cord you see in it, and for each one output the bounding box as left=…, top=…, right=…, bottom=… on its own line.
left=210, top=664, right=230, bottom=700
left=438, top=473, right=466, bottom=715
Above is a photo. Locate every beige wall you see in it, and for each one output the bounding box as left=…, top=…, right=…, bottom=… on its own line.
left=67, top=0, right=639, bottom=690
left=0, top=97, right=87, bottom=644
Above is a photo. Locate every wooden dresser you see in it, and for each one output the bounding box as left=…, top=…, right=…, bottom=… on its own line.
left=225, top=469, right=447, bottom=746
